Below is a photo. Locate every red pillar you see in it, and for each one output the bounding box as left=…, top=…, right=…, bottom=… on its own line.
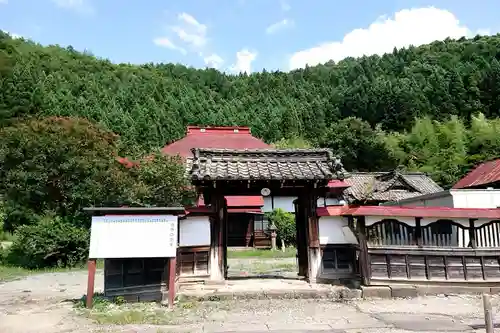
left=86, top=259, right=97, bottom=309
left=168, top=257, right=177, bottom=308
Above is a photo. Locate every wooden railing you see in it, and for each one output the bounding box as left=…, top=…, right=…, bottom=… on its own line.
left=360, top=218, right=500, bottom=284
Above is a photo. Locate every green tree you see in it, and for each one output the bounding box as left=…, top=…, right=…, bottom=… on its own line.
left=0, top=116, right=193, bottom=232
left=0, top=116, right=136, bottom=231
left=319, top=117, right=397, bottom=171
left=266, top=208, right=296, bottom=247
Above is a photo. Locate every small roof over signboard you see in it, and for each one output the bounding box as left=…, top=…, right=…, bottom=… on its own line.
left=188, top=148, right=349, bottom=182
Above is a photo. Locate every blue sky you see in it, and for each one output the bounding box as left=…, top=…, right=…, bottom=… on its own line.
left=1, top=0, right=499, bottom=73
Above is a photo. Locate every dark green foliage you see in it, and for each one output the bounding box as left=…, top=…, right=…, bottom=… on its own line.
left=128, top=152, right=196, bottom=207
left=0, top=116, right=137, bottom=231
left=6, top=215, right=89, bottom=269
left=383, top=113, right=500, bottom=188
left=3, top=32, right=500, bottom=153
left=319, top=117, right=398, bottom=172
left=0, top=116, right=193, bottom=268
left=266, top=209, right=296, bottom=246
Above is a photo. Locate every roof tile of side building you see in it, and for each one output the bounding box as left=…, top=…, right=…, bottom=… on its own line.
left=344, top=171, right=443, bottom=203
left=453, top=159, right=500, bottom=189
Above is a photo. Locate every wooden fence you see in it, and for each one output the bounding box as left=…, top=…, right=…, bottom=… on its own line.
left=360, top=217, right=500, bottom=284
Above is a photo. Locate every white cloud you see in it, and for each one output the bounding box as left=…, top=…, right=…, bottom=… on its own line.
left=172, top=12, right=208, bottom=48
left=289, top=7, right=486, bottom=70
left=280, top=0, right=290, bottom=11
left=51, top=0, right=93, bottom=14
left=203, top=53, right=224, bottom=69
left=266, top=18, right=293, bottom=35
left=153, top=37, right=187, bottom=54
left=2, top=30, right=22, bottom=39
left=154, top=12, right=225, bottom=68
left=231, top=49, right=257, bottom=74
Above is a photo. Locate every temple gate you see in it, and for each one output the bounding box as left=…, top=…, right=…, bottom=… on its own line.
left=188, top=148, right=348, bottom=282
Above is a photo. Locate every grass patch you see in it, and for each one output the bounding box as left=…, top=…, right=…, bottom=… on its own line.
left=77, top=296, right=230, bottom=326
left=227, top=247, right=296, bottom=259
left=0, top=259, right=104, bottom=282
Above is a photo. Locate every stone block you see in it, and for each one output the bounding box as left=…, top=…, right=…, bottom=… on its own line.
left=361, top=285, right=391, bottom=298
left=339, top=288, right=362, bottom=300
left=390, top=285, right=417, bottom=298
left=266, top=323, right=333, bottom=331
left=294, top=289, right=327, bottom=299
left=490, top=287, right=500, bottom=294
left=204, top=323, right=269, bottom=332
left=415, top=285, right=490, bottom=296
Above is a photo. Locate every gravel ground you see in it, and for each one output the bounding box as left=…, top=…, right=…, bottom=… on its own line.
left=0, top=264, right=499, bottom=332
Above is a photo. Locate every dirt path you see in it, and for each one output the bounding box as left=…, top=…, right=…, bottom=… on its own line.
left=0, top=268, right=499, bottom=332
left=0, top=270, right=104, bottom=333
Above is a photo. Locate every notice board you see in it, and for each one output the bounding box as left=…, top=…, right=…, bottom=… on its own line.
left=89, top=215, right=178, bottom=258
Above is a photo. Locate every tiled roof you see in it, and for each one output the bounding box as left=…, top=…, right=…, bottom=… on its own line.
left=189, top=148, right=348, bottom=181
left=343, top=171, right=443, bottom=203
left=162, top=126, right=270, bottom=158
left=453, top=159, right=500, bottom=189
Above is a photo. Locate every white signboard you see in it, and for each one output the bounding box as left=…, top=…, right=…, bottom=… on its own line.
left=89, top=215, right=178, bottom=259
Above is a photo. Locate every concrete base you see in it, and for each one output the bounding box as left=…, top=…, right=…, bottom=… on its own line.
left=179, top=287, right=361, bottom=302
left=181, top=278, right=500, bottom=302
left=390, top=284, right=418, bottom=298
left=361, top=285, right=392, bottom=298
left=362, top=284, right=499, bottom=298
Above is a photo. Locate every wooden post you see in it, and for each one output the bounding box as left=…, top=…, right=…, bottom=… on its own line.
left=469, top=219, right=477, bottom=248
left=415, top=217, right=422, bottom=246
left=86, top=259, right=97, bottom=309
left=483, top=293, right=494, bottom=333
left=357, top=216, right=370, bottom=286
left=168, top=257, right=177, bottom=308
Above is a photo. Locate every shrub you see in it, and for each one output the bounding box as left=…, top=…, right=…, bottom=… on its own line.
left=6, top=214, right=89, bottom=269
left=266, top=208, right=296, bottom=246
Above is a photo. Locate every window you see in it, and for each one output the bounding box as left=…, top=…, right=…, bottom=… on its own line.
left=179, top=250, right=209, bottom=276
left=254, top=214, right=269, bottom=231
left=322, top=247, right=354, bottom=273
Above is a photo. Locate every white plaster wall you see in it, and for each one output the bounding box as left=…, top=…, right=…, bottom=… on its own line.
left=179, top=216, right=211, bottom=247
left=451, top=189, right=500, bottom=208
left=397, top=194, right=454, bottom=207
left=273, top=196, right=297, bottom=212
left=262, top=196, right=273, bottom=212
left=365, top=216, right=416, bottom=227
left=393, top=189, right=500, bottom=209
left=262, top=196, right=297, bottom=213
left=317, top=197, right=340, bottom=207
left=420, top=217, right=469, bottom=227
left=319, top=216, right=358, bottom=245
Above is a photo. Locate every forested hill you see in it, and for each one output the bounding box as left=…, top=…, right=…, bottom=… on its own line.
left=1, top=31, right=500, bottom=149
